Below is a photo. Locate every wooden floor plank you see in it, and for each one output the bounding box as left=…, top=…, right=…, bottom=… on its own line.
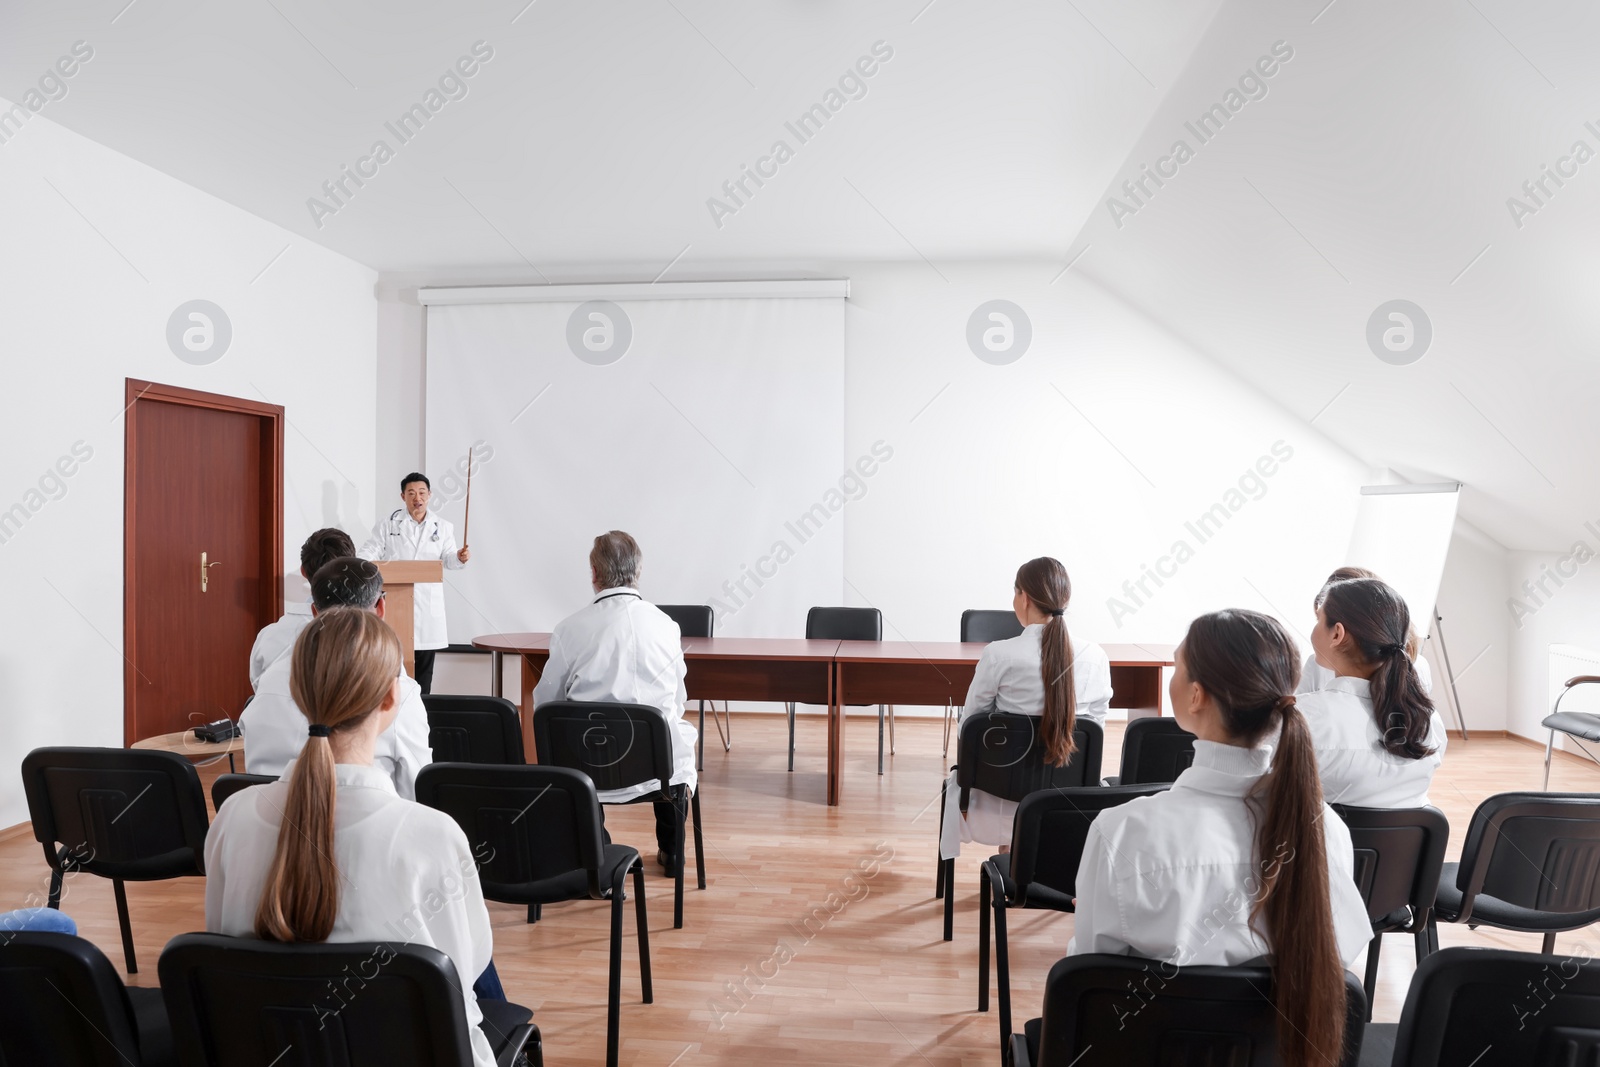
left=6, top=714, right=1598, bottom=1065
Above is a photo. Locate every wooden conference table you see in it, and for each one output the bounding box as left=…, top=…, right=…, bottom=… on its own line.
left=473, top=634, right=1175, bottom=806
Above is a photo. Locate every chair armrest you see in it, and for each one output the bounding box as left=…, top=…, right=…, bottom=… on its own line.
left=1008, top=1030, right=1031, bottom=1067
left=495, top=1022, right=538, bottom=1067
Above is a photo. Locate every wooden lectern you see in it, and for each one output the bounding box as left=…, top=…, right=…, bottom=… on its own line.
left=374, top=561, right=443, bottom=678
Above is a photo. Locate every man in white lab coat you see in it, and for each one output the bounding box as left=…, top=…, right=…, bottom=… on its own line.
left=532, top=531, right=698, bottom=874
left=247, top=526, right=355, bottom=690
left=242, top=557, right=434, bottom=798
left=359, top=472, right=470, bottom=695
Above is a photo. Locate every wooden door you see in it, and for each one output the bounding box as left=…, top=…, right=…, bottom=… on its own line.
left=125, top=380, right=282, bottom=743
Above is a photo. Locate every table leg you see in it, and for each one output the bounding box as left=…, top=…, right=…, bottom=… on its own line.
left=828, top=661, right=844, bottom=806
left=520, top=653, right=539, bottom=763
left=491, top=651, right=504, bottom=699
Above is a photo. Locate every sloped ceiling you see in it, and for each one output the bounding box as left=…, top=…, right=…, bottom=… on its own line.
left=4, top=0, right=1595, bottom=549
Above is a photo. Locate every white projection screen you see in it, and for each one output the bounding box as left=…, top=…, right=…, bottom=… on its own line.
left=1342, top=482, right=1461, bottom=641
left=423, top=290, right=846, bottom=642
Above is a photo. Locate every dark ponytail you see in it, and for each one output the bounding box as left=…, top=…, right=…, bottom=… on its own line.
left=1182, top=610, right=1345, bottom=1067
left=1016, top=557, right=1076, bottom=766
left=1318, top=578, right=1436, bottom=760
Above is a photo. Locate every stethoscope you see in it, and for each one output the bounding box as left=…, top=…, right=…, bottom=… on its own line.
left=593, top=591, right=641, bottom=604
left=388, top=510, right=441, bottom=543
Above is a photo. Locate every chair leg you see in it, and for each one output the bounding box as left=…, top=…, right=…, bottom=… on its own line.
left=1362, top=933, right=1382, bottom=1021
left=993, top=870, right=1012, bottom=1052
left=673, top=790, right=687, bottom=929
left=47, top=868, right=63, bottom=910
left=1425, top=915, right=1439, bottom=955
left=1544, top=727, right=1556, bottom=791
left=527, top=903, right=540, bottom=924
left=697, top=700, right=705, bottom=772
left=631, top=861, right=653, bottom=1004
left=942, top=858, right=955, bottom=942
left=878, top=705, right=885, bottom=775
left=692, top=788, right=707, bottom=891
left=978, top=862, right=991, bottom=1013
left=787, top=703, right=796, bottom=772
left=935, top=778, right=947, bottom=899
left=607, top=870, right=625, bottom=1067
left=1543, top=931, right=1557, bottom=954
left=1414, top=910, right=1432, bottom=963
left=113, top=879, right=136, bottom=974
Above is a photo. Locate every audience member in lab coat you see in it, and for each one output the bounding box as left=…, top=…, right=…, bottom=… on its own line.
left=242, top=557, right=433, bottom=798
left=1298, top=576, right=1445, bottom=807
left=208, top=607, right=506, bottom=1067
left=248, top=527, right=355, bottom=690
left=1297, top=566, right=1432, bottom=696
left=531, top=530, right=698, bottom=875
left=1072, top=609, right=1370, bottom=1067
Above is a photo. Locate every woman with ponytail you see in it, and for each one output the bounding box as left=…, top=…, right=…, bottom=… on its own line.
left=1298, top=577, right=1446, bottom=807
left=940, top=558, right=1112, bottom=858
left=1298, top=566, right=1432, bottom=696
left=205, top=608, right=504, bottom=1067
left=1071, top=609, right=1370, bottom=1067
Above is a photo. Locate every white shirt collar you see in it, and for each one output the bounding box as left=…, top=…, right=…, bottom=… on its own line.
left=1321, top=674, right=1373, bottom=698
left=402, top=508, right=433, bottom=527
left=1171, top=740, right=1274, bottom=798
left=277, top=757, right=398, bottom=795
left=285, top=600, right=315, bottom=617
left=593, top=586, right=642, bottom=603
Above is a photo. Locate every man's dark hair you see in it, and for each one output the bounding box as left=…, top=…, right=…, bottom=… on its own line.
left=401, top=472, right=430, bottom=493
left=311, top=557, right=384, bottom=610
left=299, top=528, right=356, bottom=580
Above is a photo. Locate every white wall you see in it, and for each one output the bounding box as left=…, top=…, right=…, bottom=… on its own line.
left=0, top=104, right=378, bottom=827
left=1506, top=542, right=1600, bottom=753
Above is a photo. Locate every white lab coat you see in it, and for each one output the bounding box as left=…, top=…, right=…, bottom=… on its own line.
left=939, top=627, right=1113, bottom=859
left=359, top=508, right=465, bottom=651
left=241, top=654, right=434, bottom=800
left=1298, top=675, right=1447, bottom=808
left=247, top=601, right=313, bottom=690
left=1300, top=651, right=1432, bottom=697
left=530, top=588, right=697, bottom=803
left=1070, top=740, right=1372, bottom=969
left=206, top=761, right=497, bottom=1067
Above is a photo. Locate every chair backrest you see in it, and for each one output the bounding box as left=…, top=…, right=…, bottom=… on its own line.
left=1031, top=953, right=1366, bottom=1067
left=959, top=609, right=1023, bottom=644
left=422, top=694, right=526, bottom=765
left=956, top=712, right=1104, bottom=803
left=1116, top=717, right=1197, bottom=786
left=1332, top=803, right=1450, bottom=926
left=21, top=747, right=209, bottom=878
left=0, top=931, right=147, bottom=1066
left=806, top=606, right=881, bottom=641
left=656, top=603, right=714, bottom=638
left=532, top=700, right=676, bottom=795
left=211, top=773, right=278, bottom=812
left=1390, top=946, right=1600, bottom=1066
left=1010, top=784, right=1167, bottom=906
left=416, top=763, right=607, bottom=902
left=160, top=932, right=479, bottom=1066
left=1452, top=792, right=1600, bottom=924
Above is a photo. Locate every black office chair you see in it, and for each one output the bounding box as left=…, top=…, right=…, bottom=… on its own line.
left=1010, top=954, right=1367, bottom=1067
left=1365, top=946, right=1600, bottom=1067
left=1542, top=674, right=1600, bottom=789
left=1427, top=791, right=1600, bottom=954
left=210, top=773, right=276, bottom=812
left=981, top=783, right=1167, bottom=1050
left=532, top=700, right=706, bottom=929
left=20, top=747, right=210, bottom=973
left=1103, top=716, right=1196, bottom=786
left=656, top=603, right=731, bottom=771
left=1332, top=803, right=1449, bottom=1018
left=415, top=764, right=644, bottom=1067
left=0, top=930, right=173, bottom=1066
left=424, top=694, right=526, bottom=764
left=159, top=932, right=539, bottom=1067
left=798, top=606, right=892, bottom=773
left=945, top=610, right=1026, bottom=755
left=936, top=712, right=1105, bottom=941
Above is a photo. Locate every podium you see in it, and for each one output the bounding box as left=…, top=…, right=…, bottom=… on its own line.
left=374, top=561, right=443, bottom=678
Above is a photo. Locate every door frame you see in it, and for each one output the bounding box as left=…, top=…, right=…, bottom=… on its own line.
left=123, top=379, right=284, bottom=743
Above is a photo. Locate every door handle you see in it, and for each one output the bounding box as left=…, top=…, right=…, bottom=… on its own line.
left=201, top=552, right=222, bottom=593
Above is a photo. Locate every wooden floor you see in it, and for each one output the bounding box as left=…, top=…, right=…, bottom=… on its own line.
left=7, top=715, right=1600, bottom=1066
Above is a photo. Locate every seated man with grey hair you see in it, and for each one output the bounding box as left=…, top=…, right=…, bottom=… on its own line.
left=241, top=557, right=434, bottom=798
left=532, top=530, right=698, bottom=874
